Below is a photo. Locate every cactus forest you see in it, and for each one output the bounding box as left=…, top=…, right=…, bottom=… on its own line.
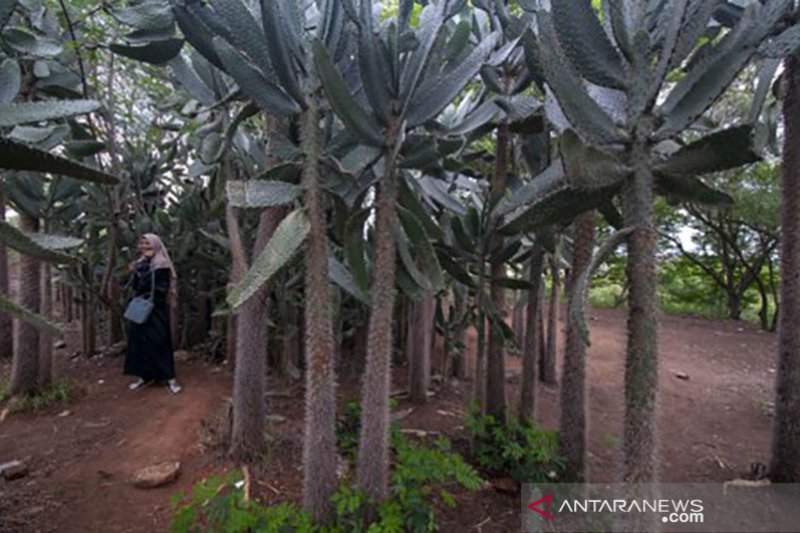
left=1, top=0, right=799, bottom=531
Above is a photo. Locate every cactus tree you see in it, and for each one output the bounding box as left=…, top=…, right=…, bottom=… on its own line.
left=170, top=0, right=349, bottom=519
left=314, top=0, right=499, bottom=503
left=526, top=0, right=797, bottom=482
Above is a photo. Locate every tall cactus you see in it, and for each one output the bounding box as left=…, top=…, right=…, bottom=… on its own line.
left=314, top=0, right=499, bottom=503
left=525, top=0, right=795, bottom=482
left=171, top=0, right=348, bottom=519
left=772, top=49, right=800, bottom=483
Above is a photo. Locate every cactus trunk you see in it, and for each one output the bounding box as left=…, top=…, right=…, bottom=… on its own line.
left=408, top=291, right=433, bottom=404
left=519, top=244, right=545, bottom=423
left=228, top=208, right=284, bottom=463
left=542, top=239, right=561, bottom=385
left=39, top=260, right=53, bottom=388
left=300, top=101, right=339, bottom=520
left=486, top=119, right=510, bottom=421
left=770, top=52, right=800, bottom=482
left=11, top=212, right=41, bottom=395
left=356, top=129, right=401, bottom=503
left=622, top=142, right=659, bottom=483
left=0, top=189, right=11, bottom=360
left=560, top=211, right=596, bottom=481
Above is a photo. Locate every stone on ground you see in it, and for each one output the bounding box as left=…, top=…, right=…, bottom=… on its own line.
left=132, top=461, right=181, bottom=488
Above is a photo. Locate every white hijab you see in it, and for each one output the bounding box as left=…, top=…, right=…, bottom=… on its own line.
left=141, top=233, right=177, bottom=300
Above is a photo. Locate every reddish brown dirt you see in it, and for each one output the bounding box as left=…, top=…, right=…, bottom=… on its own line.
left=0, top=308, right=778, bottom=532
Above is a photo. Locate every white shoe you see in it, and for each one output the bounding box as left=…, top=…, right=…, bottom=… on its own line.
left=167, top=379, right=182, bottom=394
left=129, top=378, right=152, bottom=391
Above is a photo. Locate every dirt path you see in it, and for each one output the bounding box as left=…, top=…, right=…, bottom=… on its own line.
left=0, top=309, right=778, bottom=532
left=0, top=354, right=231, bottom=533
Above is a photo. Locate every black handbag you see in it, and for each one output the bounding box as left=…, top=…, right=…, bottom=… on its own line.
left=124, top=266, right=155, bottom=324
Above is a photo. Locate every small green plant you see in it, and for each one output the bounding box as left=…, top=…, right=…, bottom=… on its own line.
left=173, top=422, right=483, bottom=532
left=464, top=405, right=565, bottom=483
left=336, top=399, right=402, bottom=460
left=328, top=435, right=482, bottom=532
left=170, top=472, right=314, bottom=533
left=5, top=379, right=74, bottom=413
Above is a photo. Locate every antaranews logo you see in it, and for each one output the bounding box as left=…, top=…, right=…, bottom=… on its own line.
left=522, top=482, right=800, bottom=533
left=527, top=493, right=556, bottom=519
left=525, top=491, right=704, bottom=526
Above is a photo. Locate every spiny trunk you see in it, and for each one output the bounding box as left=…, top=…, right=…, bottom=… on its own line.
left=229, top=208, right=282, bottom=461
left=11, top=213, right=41, bottom=395
left=452, top=289, right=467, bottom=380
left=560, top=212, right=596, bottom=481
left=81, top=285, right=96, bottom=358
left=229, top=291, right=269, bottom=461
left=190, top=276, right=209, bottom=346
left=770, top=52, right=800, bottom=482
left=282, top=297, right=302, bottom=378
left=65, top=285, right=74, bottom=323
left=542, top=244, right=561, bottom=385
left=353, top=320, right=369, bottom=375
left=537, top=285, right=546, bottom=370
left=519, top=244, right=544, bottom=423
left=622, top=143, right=659, bottom=483
left=227, top=140, right=284, bottom=461
left=0, top=189, right=12, bottom=359
left=486, top=119, right=510, bottom=422
left=39, top=261, right=53, bottom=388
left=408, top=292, right=433, bottom=404
left=300, top=103, right=338, bottom=521
left=513, top=293, right=525, bottom=350
left=474, top=285, right=487, bottom=409
left=108, top=282, right=123, bottom=344
left=224, top=166, right=246, bottom=368
left=356, top=133, right=400, bottom=503
left=226, top=313, right=237, bottom=365
left=104, top=209, right=123, bottom=345
left=82, top=224, right=97, bottom=358
left=441, top=295, right=452, bottom=382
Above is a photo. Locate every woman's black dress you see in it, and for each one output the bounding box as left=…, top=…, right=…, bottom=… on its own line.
left=123, top=260, right=176, bottom=381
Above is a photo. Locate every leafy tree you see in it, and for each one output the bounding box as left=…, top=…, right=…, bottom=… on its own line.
left=661, top=163, right=780, bottom=327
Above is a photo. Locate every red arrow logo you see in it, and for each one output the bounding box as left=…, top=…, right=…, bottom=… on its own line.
left=527, top=493, right=556, bottom=519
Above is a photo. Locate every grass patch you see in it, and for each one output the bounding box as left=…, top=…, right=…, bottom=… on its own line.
left=3, top=379, right=75, bottom=414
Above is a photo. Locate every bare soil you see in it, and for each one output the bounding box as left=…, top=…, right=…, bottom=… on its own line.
left=0, top=308, right=777, bottom=532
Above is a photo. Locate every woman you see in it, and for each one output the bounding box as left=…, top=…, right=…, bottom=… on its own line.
left=123, top=233, right=182, bottom=394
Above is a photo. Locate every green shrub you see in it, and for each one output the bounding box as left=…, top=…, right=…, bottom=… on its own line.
left=170, top=472, right=314, bottom=533
left=464, top=406, right=564, bottom=483
left=173, top=414, right=482, bottom=532
left=335, top=399, right=402, bottom=460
